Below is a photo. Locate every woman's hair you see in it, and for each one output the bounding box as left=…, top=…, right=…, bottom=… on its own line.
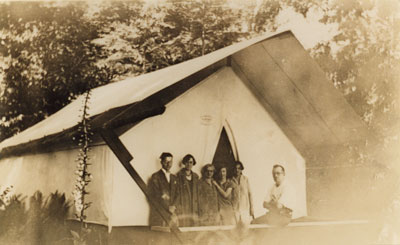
left=217, top=165, right=228, bottom=180
left=182, top=154, right=196, bottom=165
left=235, top=161, right=244, bottom=170
left=159, top=152, right=173, bottom=161
left=201, top=164, right=215, bottom=179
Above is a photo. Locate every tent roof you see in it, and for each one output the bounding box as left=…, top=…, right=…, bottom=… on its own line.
left=0, top=31, right=284, bottom=156
left=230, top=33, right=370, bottom=159
left=0, top=30, right=370, bottom=159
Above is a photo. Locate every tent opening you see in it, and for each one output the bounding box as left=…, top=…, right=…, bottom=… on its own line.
left=212, top=127, right=236, bottom=178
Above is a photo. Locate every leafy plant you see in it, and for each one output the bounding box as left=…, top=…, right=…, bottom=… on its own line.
left=0, top=191, right=71, bottom=244
left=0, top=2, right=115, bottom=141
left=0, top=185, right=13, bottom=208
left=0, top=194, right=27, bottom=242
left=70, top=228, right=92, bottom=245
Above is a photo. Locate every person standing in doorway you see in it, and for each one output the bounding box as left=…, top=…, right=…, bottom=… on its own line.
left=213, top=166, right=237, bottom=225
left=232, top=161, right=254, bottom=224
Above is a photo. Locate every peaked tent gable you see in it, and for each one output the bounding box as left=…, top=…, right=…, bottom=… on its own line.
left=110, top=67, right=306, bottom=226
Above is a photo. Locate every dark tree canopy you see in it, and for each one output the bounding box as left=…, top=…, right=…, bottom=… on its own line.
left=0, top=2, right=115, bottom=140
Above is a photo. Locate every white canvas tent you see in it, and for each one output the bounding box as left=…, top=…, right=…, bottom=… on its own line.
left=0, top=30, right=368, bottom=228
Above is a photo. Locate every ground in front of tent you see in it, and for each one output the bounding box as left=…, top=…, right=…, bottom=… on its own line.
left=65, top=219, right=379, bottom=245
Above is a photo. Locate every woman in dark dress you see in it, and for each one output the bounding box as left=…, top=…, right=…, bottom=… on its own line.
left=176, top=154, right=200, bottom=227
left=213, top=166, right=237, bottom=225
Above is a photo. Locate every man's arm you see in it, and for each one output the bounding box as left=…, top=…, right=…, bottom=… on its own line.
left=263, top=200, right=274, bottom=210
left=170, top=176, right=180, bottom=214
left=263, top=195, right=280, bottom=210
left=278, top=184, right=296, bottom=213
left=148, top=175, right=158, bottom=200
left=149, top=174, right=169, bottom=204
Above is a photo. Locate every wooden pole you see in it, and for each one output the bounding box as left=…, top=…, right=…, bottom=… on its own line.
left=100, top=129, right=182, bottom=243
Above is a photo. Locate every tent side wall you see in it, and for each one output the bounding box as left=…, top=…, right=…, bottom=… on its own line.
left=110, top=66, right=306, bottom=226
left=0, top=145, right=113, bottom=225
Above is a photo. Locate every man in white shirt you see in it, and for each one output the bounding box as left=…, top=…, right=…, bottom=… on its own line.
left=252, top=164, right=296, bottom=226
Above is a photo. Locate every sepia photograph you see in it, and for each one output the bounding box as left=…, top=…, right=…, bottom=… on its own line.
left=0, top=0, right=399, bottom=244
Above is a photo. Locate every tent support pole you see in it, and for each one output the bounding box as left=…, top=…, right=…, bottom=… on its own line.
left=100, top=129, right=182, bottom=244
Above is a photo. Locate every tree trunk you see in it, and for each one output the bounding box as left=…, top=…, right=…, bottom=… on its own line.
left=201, top=28, right=205, bottom=56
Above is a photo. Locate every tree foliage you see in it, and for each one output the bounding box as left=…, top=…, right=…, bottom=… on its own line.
left=1, top=0, right=399, bottom=240
left=163, top=0, right=249, bottom=57
left=93, top=0, right=252, bottom=76
left=0, top=2, right=114, bottom=140
left=306, top=0, right=400, bottom=165
left=309, top=0, right=400, bottom=131
left=0, top=0, right=399, bottom=152
left=0, top=0, right=264, bottom=141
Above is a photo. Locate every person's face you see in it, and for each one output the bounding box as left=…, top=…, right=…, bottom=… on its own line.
left=183, top=157, right=194, bottom=171
left=235, top=164, right=242, bottom=176
left=206, top=166, right=214, bottom=179
left=220, top=168, right=227, bottom=179
left=272, top=167, right=285, bottom=185
left=161, top=156, right=173, bottom=171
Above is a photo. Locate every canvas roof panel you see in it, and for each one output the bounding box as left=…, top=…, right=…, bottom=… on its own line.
left=231, top=44, right=338, bottom=147
left=260, top=36, right=369, bottom=142
left=0, top=31, right=287, bottom=151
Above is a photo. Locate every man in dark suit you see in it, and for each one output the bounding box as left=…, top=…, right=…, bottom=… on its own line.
left=148, top=152, right=179, bottom=226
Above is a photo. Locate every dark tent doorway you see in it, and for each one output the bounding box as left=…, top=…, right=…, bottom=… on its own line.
left=212, top=127, right=237, bottom=179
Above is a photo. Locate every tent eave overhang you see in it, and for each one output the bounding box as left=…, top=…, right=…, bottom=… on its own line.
left=0, top=59, right=228, bottom=158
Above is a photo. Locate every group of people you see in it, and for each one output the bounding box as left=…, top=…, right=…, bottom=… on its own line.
left=147, top=152, right=295, bottom=227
